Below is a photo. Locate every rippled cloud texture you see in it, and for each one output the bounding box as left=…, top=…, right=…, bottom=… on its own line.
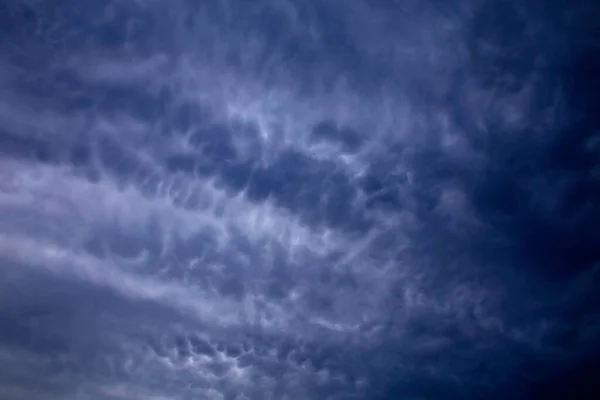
left=0, top=0, right=599, bottom=399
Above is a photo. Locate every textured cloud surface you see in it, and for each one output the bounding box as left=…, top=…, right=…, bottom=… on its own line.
left=0, top=0, right=598, bottom=399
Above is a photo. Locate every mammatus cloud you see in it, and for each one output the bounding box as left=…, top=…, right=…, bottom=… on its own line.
left=0, top=0, right=598, bottom=398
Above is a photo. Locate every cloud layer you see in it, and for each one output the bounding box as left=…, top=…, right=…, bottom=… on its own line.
left=0, top=0, right=598, bottom=398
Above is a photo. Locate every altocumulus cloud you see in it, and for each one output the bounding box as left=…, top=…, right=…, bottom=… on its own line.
left=0, top=0, right=598, bottom=399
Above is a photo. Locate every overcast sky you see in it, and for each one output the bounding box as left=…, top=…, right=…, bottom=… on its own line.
left=0, top=0, right=599, bottom=399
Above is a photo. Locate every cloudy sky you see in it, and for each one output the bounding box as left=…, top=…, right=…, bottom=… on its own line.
left=0, top=0, right=598, bottom=399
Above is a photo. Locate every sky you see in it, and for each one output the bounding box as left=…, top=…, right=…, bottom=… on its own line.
left=0, top=0, right=599, bottom=399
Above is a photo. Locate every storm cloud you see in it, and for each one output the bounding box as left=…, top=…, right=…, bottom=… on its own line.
left=0, top=0, right=598, bottom=399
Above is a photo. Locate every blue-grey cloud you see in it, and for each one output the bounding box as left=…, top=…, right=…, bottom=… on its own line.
left=0, top=0, right=598, bottom=399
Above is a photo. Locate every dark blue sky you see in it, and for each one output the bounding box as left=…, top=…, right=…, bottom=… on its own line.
left=0, top=0, right=598, bottom=399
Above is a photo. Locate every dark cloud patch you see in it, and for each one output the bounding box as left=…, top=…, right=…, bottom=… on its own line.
left=459, top=40, right=600, bottom=284
left=0, top=132, right=56, bottom=163
left=310, top=120, right=364, bottom=154
left=237, top=149, right=364, bottom=229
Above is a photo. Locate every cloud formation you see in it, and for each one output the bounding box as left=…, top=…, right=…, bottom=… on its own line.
left=0, top=0, right=598, bottom=398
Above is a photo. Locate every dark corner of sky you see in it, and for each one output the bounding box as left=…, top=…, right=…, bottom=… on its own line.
left=0, top=0, right=598, bottom=399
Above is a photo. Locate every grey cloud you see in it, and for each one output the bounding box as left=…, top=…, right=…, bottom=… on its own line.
left=0, top=0, right=598, bottom=399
